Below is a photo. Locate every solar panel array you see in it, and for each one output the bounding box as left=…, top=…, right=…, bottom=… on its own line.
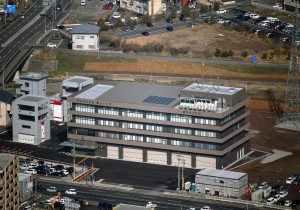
left=143, top=95, right=176, bottom=105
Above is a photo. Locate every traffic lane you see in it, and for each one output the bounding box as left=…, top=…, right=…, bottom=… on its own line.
left=113, top=21, right=194, bottom=38
left=38, top=179, right=259, bottom=210
left=0, top=2, right=43, bottom=44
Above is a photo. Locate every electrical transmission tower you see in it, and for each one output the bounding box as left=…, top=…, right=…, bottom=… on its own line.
left=276, top=9, right=300, bottom=131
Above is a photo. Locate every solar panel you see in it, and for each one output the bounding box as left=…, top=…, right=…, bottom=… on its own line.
left=142, top=95, right=176, bottom=105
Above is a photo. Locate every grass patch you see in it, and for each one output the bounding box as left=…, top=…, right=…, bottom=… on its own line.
left=208, top=64, right=288, bottom=75
left=52, top=51, right=137, bottom=76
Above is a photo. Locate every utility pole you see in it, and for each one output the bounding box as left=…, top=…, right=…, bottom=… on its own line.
left=73, top=141, right=76, bottom=181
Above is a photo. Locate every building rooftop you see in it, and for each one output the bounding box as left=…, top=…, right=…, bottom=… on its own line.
left=19, top=95, right=48, bottom=102
left=62, top=76, right=94, bottom=88
left=71, top=24, right=100, bottom=34
left=183, top=83, right=243, bottom=95
left=75, top=82, right=182, bottom=107
left=20, top=72, right=48, bottom=80
left=196, top=168, right=247, bottom=180
left=0, top=90, right=14, bottom=103
left=0, top=154, right=14, bottom=169
left=19, top=173, right=31, bottom=181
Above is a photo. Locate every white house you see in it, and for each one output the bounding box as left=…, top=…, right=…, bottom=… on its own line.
left=71, top=24, right=100, bottom=51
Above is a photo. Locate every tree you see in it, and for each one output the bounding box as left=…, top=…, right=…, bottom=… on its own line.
left=200, top=4, right=208, bottom=13
left=182, top=6, right=190, bottom=17
left=261, top=52, right=268, bottom=59
left=213, top=2, right=219, bottom=11
left=190, top=10, right=197, bottom=21
left=214, top=48, right=221, bottom=57
left=241, top=51, right=248, bottom=57
left=170, top=6, right=178, bottom=19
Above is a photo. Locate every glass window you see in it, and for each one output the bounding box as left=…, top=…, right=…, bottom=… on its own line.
left=99, top=119, right=119, bottom=127
left=146, top=137, right=167, bottom=144
left=74, top=104, right=95, bottom=113
left=122, top=109, right=143, bottom=118
left=74, top=116, right=95, bottom=125
left=98, top=107, right=119, bottom=115
left=146, top=112, right=167, bottom=121
left=170, top=114, right=192, bottom=123
left=195, top=117, right=217, bottom=125
left=174, top=128, right=192, bottom=135
left=122, top=122, right=143, bottom=129
left=123, top=134, right=143, bottom=142
left=146, top=125, right=163, bottom=132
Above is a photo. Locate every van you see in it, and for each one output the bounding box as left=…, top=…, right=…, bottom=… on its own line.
left=80, top=0, right=86, bottom=6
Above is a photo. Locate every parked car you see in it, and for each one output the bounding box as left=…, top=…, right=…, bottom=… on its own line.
left=285, top=200, right=292, bottom=207
left=279, top=190, right=288, bottom=198
left=65, top=189, right=77, bottom=195
left=166, top=26, right=173, bottom=31
left=20, top=164, right=29, bottom=170
left=146, top=202, right=157, bottom=208
left=66, top=167, right=74, bottom=174
left=61, top=169, right=69, bottom=176
left=46, top=187, right=57, bottom=193
left=122, top=27, right=129, bottom=32
left=24, top=168, right=37, bottom=174
left=55, top=165, right=64, bottom=170
left=273, top=194, right=281, bottom=202
left=179, top=14, right=186, bottom=21
left=130, top=26, right=137, bottom=31
left=259, top=182, right=268, bottom=189
left=266, top=197, right=276, bottom=205
left=291, top=199, right=300, bottom=208
left=80, top=0, right=86, bottom=6
left=216, top=9, right=226, bottom=14
left=60, top=197, right=71, bottom=203
left=166, top=18, right=173, bottom=23
left=276, top=200, right=285, bottom=206
left=141, top=31, right=149, bottom=36
left=52, top=171, right=64, bottom=177
left=201, top=206, right=211, bottom=210
left=102, top=4, right=113, bottom=10
left=112, top=12, right=121, bottom=18
left=286, top=176, right=296, bottom=184
left=188, top=22, right=196, bottom=27
left=146, top=22, right=153, bottom=27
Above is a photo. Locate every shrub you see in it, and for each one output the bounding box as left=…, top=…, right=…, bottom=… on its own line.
left=170, top=48, right=179, bottom=56
left=241, top=51, right=248, bottom=57
left=262, top=52, right=268, bottom=59
left=200, top=4, right=208, bottom=13
left=182, top=6, right=190, bottom=17
left=214, top=48, right=221, bottom=57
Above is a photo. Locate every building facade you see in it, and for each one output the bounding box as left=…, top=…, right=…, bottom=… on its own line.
left=50, top=76, right=94, bottom=122
left=66, top=82, right=251, bottom=169
left=0, top=90, right=14, bottom=126
left=0, top=154, right=19, bottom=210
left=71, top=24, right=100, bottom=51
left=120, top=0, right=162, bottom=16
left=16, top=72, right=48, bottom=97
left=195, top=168, right=248, bottom=198
left=12, top=94, right=51, bottom=145
left=19, top=173, right=33, bottom=203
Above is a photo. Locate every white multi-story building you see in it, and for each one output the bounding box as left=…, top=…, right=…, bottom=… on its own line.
left=71, top=24, right=100, bottom=51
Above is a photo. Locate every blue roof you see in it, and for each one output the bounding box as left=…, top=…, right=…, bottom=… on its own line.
left=71, top=24, right=100, bottom=34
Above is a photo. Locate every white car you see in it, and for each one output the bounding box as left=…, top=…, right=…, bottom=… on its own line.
left=285, top=200, right=292, bottom=206
left=25, top=168, right=37, bottom=174
left=201, top=206, right=211, bottom=210
left=266, top=197, right=275, bottom=205
left=216, top=19, right=225, bottom=24
left=258, top=181, right=268, bottom=189
left=65, top=189, right=77, bottom=195
left=60, top=197, right=71, bottom=203
left=20, top=164, right=29, bottom=170
left=250, top=13, right=260, bottom=19
left=216, top=9, right=226, bottom=14
left=29, top=163, right=38, bottom=168
left=279, top=190, right=288, bottom=198
left=112, top=12, right=121, bottom=18
left=146, top=202, right=157, bottom=208
left=286, top=176, right=296, bottom=184
left=273, top=194, right=281, bottom=201
left=47, top=43, right=58, bottom=48
left=61, top=170, right=69, bottom=176
left=80, top=0, right=86, bottom=5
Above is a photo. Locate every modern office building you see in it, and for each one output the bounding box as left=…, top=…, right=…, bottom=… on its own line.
left=16, top=72, right=48, bottom=97
left=50, top=76, right=94, bottom=122
left=195, top=168, right=248, bottom=198
left=12, top=94, right=51, bottom=145
left=66, top=82, right=250, bottom=169
left=0, top=154, right=19, bottom=210
left=19, top=173, right=33, bottom=203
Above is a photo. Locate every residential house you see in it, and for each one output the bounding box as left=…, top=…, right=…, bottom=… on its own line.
left=71, top=24, right=100, bottom=51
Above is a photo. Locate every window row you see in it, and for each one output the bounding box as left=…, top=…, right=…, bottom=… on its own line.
left=122, top=109, right=143, bottom=118
left=75, top=104, right=95, bottom=113
left=146, top=137, right=167, bottom=144
left=123, top=134, right=143, bottom=141
left=195, top=118, right=217, bottom=125
left=195, top=130, right=217, bottom=138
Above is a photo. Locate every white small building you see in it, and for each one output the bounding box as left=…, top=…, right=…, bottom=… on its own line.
left=71, top=24, right=100, bottom=51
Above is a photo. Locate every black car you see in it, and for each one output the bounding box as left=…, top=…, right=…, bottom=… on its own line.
left=37, top=160, right=45, bottom=165
left=276, top=200, right=285, bottom=206
left=179, top=14, right=186, bottom=21
left=166, top=18, right=173, bottom=23
left=146, top=22, right=153, bottom=27
left=130, top=26, right=137, bottom=30
left=66, top=167, right=74, bottom=174
left=55, top=165, right=64, bottom=170
left=291, top=199, right=300, bottom=208
left=122, top=27, right=129, bottom=32
left=141, top=31, right=149, bottom=36
left=52, top=171, right=64, bottom=177
left=107, top=1, right=114, bottom=6
left=166, top=26, right=173, bottom=31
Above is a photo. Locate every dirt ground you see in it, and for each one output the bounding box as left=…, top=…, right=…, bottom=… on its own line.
left=240, top=109, right=300, bottom=204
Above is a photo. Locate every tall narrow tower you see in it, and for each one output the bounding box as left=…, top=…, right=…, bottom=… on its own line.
left=277, top=10, right=300, bottom=131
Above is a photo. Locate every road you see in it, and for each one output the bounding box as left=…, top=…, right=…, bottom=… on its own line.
left=113, top=20, right=196, bottom=39
left=37, top=179, right=262, bottom=210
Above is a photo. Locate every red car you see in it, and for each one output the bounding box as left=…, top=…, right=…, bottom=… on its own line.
left=103, top=5, right=113, bottom=10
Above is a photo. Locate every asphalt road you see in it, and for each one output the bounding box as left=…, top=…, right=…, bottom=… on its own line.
left=37, top=179, right=263, bottom=210
left=113, top=20, right=196, bottom=39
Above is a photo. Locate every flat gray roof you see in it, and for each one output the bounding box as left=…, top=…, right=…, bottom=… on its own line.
left=71, top=24, right=100, bottom=34
left=75, top=84, right=114, bottom=100
left=197, top=168, right=247, bottom=180
left=19, top=173, right=31, bottom=181
left=0, top=154, right=13, bottom=169
left=63, top=76, right=93, bottom=86
left=21, top=72, right=48, bottom=80
left=20, top=95, right=47, bottom=102
left=88, top=82, right=182, bottom=107
left=183, top=83, right=243, bottom=95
